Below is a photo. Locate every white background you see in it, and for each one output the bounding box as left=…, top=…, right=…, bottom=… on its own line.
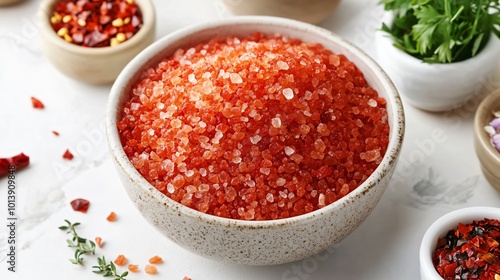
left=1, top=0, right=500, bottom=279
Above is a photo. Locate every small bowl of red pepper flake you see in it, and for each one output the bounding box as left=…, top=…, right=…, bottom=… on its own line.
left=420, top=207, right=500, bottom=280
left=37, top=0, right=156, bottom=84
left=474, top=88, right=500, bottom=191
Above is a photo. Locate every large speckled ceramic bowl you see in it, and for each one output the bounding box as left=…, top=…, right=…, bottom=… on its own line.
left=37, top=0, right=156, bottom=84
left=106, top=16, right=405, bottom=265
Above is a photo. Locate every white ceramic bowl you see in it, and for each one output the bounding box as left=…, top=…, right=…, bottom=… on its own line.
left=107, top=16, right=405, bottom=265
left=37, top=0, right=156, bottom=84
left=474, top=88, right=500, bottom=191
left=375, top=13, right=500, bottom=112
left=420, top=207, right=500, bottom=280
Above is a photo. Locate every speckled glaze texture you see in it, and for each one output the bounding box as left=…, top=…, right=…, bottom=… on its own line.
left=37, top=0, right=156, bottom=84
left=375, top=12, right=500, bottom=112
left=420, top=207, right=500, bottom=280
left=474, top=89, right=500, bottom=191
left=107, top=17, right=405, bottom=265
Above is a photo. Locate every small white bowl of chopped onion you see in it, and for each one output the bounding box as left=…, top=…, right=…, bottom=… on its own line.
left=474, top=88, right=500, bottom=191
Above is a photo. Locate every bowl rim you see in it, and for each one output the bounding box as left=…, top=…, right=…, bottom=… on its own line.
left=37, top=0, right=155, bottom=55
left=474, top=88, right=500, bottom=164
left=106, top=16, right=405, bottom=228
left=419, top=206, right=500, bottom=280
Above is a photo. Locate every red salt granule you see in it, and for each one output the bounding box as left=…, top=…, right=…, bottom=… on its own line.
left=128, top=264, right=139, bottom=272
left=145, top=264, right=157, bottom=275
left=114, top=254, right=127, bottom=266
left=117, top=33, right=390, bottom=221
left=106, top=211, right=117, bottom=222
left=70, top=198, right=90, bottom=213
left=52, top=130, right=60, bottom=136
left=31, top=97, right=45, bottom=109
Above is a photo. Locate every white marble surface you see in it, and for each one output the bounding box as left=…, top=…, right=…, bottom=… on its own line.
left=0, top=0, right=499, bottom=279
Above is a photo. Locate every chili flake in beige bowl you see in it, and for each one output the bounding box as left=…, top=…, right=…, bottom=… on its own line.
left=107, top=16, right=405, bottom=265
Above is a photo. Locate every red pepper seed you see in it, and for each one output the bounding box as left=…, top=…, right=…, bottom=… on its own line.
left=50, top=0, right=143, bottom=48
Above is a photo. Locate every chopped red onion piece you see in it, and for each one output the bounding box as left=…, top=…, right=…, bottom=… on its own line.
left=489, top=117, right=500, bottom=130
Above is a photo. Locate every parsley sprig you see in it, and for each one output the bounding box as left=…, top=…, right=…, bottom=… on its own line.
left=381, top=0, right=500, bottom=63
left=59, top=220, right=96, bottom=265
left=93, top=257, right=129, bottom=280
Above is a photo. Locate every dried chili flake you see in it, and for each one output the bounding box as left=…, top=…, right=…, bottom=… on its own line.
left=106, top=211, right=117, bottom=222
left=70, top=198, right=90, bottom=213
left=63, top=149, right=74, bottom=160
left=50, top=0, right=143, bottom=48
left=31, top=97, right=45, bottom=109
left=0, top=153, right=30, bottom=176
left=114, top=254, right=127, bottom=266
left=433, top=218, right=500, bottom=280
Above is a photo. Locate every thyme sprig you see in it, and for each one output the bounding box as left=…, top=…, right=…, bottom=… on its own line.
left=93, top=257, right=129, bottom=280
left=381, top=0, right=500, bottom=63
left=58, top=220, right=96, bottom=265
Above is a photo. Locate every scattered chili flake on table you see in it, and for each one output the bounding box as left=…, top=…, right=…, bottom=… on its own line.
left=114, top=254, right=127, bottom=266
left=52, top=130, right=60, bottom=136
left=432, top=218, right=500, bottom=280
left=144, top=264, right=157, bottom=275
left=70, top=198, right=90, bottom=213
left=63, top=149, right=74, bottom=160
left=50, top=0, right=143, bottom=47
left=117, top=33, right=390, bottom=221
left=31, top=96, right=45, bottom=109
left=484, top=111, right=500, bottom=153
left=148, top=255, right=163, bottom=264
left=0, top=153, right=30, bottom=176
left=128, top=264, right=139, bottom=272
left=106, top=211, right=117, bottom=222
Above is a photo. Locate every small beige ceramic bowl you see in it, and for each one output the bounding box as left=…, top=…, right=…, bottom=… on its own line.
left=419, top=207, right=500, bottom=280
left=107, top=16, right=405, bottom=265
left=223, top=0, right=341, bottom=24
left=0, top=0, right=23, bottom=6
left=37, top=0, right=155, bottom=84
left=474, top=88, right=500, bottom=191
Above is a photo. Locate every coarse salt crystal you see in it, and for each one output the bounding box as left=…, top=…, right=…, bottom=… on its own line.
left=185, top=170, right=195, bottom=177
left=368, top=98, right=377, bottom=107
left=250, top=135, right=262, bottom=144
left=156, top=102, right=165, bottom=109
left=282, top=88, right=294, bottom=100
left=266, top=193, right=274, bottom=203
left=148, top=129, right=155, bottom=136
left=277, top=60, right=289, bottom=70
left=271, top=117, right=282, bottom=128
left=230, top=73, right=243, bottom=84
left=260, top=168, right=270, bottom=175
left=188, top=73, right=197, bottom=84
left=284, top=146, right=295, bottom=156
left=167, top=183, right=175, bottom=194
left=131, top=103, right=140, bottom=110
left=276, top=178, right=286, bottom=186
left=318, top=193, right=326, bottom=207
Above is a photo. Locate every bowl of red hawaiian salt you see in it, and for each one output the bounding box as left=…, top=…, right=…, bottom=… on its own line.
left=106, top=16, right=405, bottom=265
left=37, top=0, right=155, bottom=84
left=420, top=207, right=500, bottom=280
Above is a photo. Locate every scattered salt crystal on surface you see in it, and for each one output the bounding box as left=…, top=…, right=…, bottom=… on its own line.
left=230, top=73, right=243, bottom=84
left=284, top=146, right=295, bottom=156
left=282, top=88, right=294, bottom=100
left=277, top=60, right=289, bottom=70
